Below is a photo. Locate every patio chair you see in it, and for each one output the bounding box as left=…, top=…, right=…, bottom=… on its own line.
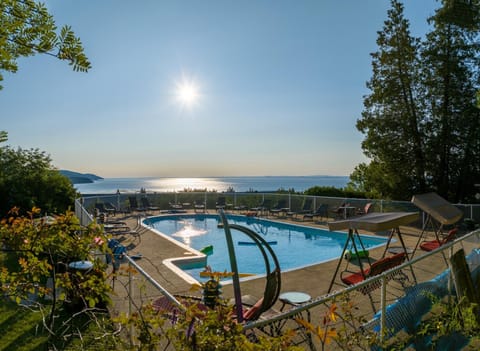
left=269, top=199, right=288, bottom=216
left=194, top=200, right=206, bottom=213
left=420, top=228, right=458, bottom=252
left=330, top=202, right=350, bottom=219
left=241, top=267, right=282, bottom=321
left=287, top=198, right=313, bottom=218
left=95, top=202, right=117, bottom=217
left=94, top=203, right=106, bottom=216
left=356, top=202, right=373, bottom=216
left=250, top=199, right=271, bottom=216
left=303, top=204, right=329, bottom=221
left=141, top=197, right=160, bottom=212
left=215, top=197, right=226, bottom=210
left=128, top=196, right=145, bottom=212
left=168, top=201, right=184, bottom=213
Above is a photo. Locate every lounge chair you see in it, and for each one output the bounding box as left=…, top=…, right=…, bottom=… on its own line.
left=168, top=202, right=185, bottom=213
left=287, top=198, right=313, bottom=218
left=233, top=204, right=248, bottom=212
left=250, top=199, right=271, bottom=216
left=95, top=202, right=117, bottom=217
left=303, top=204, right=328, bottom=221
left=269, top=199, right=289, bottom=216
left=420, top=228, right=458, bottom=252
left=194, top=200, right=206, bottom=213
left=215, top=197, right=226, bottom=210
left=141, top=197, right=160, bottom=212
left=128, top=196, right=145, bottom=212
left=94, top=203, right=106, bottom=216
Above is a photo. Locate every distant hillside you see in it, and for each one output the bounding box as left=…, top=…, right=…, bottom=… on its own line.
left=59, top=170, right=103, bottom=184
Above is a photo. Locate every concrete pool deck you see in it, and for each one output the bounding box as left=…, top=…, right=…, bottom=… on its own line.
left=108, top=209, right=470, bottom=320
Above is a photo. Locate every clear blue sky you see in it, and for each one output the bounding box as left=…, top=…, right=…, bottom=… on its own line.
left=1, top=0, right=437, bottom=178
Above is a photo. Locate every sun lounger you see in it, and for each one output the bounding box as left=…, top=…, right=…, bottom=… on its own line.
left=303, top=204, right=328, bottom=221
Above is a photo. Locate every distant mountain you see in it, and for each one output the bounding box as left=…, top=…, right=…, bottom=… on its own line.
left=59, top=170, right=103, bottom=184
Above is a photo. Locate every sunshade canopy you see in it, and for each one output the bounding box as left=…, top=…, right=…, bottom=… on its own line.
left=411, top=192, right=463, bottom=225
left=328, top=212, right=419, bottom=232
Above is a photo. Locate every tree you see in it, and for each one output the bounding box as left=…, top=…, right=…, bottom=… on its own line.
left=0, top=0, right=90, bottom=90
left=421, top=0, right=480, bottom=202
left=354, top=0, right=426, bottom=200
left=352, top=0, right=480, bottom=202
left=0, top=131, right=78, bottom=217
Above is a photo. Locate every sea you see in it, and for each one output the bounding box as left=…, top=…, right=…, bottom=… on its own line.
left=74, top=176, right=349, bottom=194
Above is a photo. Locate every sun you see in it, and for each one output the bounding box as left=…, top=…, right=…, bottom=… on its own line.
left=175, top=77, right=200, bottom=108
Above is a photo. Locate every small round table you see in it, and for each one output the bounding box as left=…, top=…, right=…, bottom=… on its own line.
left=278, top=291, right=315, bottom=349
left=279, top=291, right=311, bottom=311
left=68, top=260, right=93, bottom=272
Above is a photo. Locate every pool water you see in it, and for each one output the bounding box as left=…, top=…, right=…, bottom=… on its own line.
left=143, top=214, right=388, bottom=281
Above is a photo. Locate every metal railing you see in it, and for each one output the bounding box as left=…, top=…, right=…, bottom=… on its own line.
left=77, top=191, right=480, bottom=228
left=75, top=194, right=480, bottom=349
left=114, top=227, right=480, bottom=350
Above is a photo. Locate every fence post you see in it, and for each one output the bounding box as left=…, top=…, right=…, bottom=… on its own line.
left=380, top=275, right=387, bottom=341
left=128, top=260, right=134, bottom=347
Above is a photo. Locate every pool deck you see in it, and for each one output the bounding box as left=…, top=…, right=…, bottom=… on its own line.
left=108, top=208, right=464, bottom=319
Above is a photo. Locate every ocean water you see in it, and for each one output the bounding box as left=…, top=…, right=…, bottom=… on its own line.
left=75, top=175, right=349, bottom=194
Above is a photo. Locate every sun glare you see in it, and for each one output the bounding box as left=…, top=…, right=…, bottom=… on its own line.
left=175, top=77, right=200, bottom=108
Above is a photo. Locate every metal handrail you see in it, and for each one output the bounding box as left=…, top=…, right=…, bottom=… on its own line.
left=243, top=228, right=480, bottom=331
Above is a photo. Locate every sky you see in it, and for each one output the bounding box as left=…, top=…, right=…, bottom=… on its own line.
left=1, top=0, right=438, bottom=178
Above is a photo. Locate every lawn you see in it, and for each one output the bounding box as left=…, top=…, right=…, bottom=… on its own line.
left=0, top=300, right=48, bottom=351
left=0, top=299, right=119, bottom=351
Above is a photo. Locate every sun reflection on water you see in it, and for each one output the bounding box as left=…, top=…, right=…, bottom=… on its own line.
left=172, top=224, right=207, bottom=245
left=147, top=178, right=230, bottom=192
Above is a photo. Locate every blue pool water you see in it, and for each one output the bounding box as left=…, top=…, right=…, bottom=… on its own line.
left=143, top=214, right=388, bottom=281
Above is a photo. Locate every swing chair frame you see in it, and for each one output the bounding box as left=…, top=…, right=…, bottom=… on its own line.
left=327, top=212, right=419, bottom=294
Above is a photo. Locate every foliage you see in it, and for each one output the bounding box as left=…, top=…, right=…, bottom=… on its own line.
left=0, top=299, right=49, bottom=350
left=0, top=131, right=78, bottom=217
left=0, top=207, right=112, bottom=341
left=0, top=298, right=120, bottom=351
left=353, top=0, right=480, bottom=202
left=297, top=294, right=381, bottom=351
left=297, top=290, right=480, bottom=351
left=0, top=0, right=90, bottom=90
left=305, top=185, right=367, bottom=199
left=354, top=0, right=427, bottom=201
left=421, top=0, right=480, bottom=202
left=383, top=295, right=480, bottom=350
left=116, top=297, right=302, bottom=351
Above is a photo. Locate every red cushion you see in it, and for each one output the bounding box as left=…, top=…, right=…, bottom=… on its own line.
left=420, top=240, right=441, bottom=251
left=341, top=268, right=371, bottom=285
left=243, top=298, right=263, bottom=320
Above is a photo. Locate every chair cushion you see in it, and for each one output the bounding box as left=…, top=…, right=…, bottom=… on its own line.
left=243, top=298, right=263, bottom=321
left=420, top=240, right=441, bottom=251
left=341, top=268, right=371, bottom=285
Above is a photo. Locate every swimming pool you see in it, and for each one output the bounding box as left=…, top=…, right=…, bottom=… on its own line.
left=143, top=214, right=388, bottom=282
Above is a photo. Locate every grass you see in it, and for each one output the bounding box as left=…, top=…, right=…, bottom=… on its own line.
left=0, top=299, right=119, bottom=351
left=0, top=300, right=48, bottom=351
left=0, top=251, right=118, bottom=351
